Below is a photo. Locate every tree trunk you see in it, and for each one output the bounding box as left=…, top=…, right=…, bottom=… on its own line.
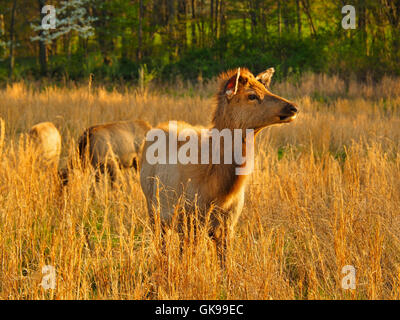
left=301, top=0, right=316, bottom=37
left=219, top=0, right=226, bottom=38
left=381, top=0, right=400, bottom=64
left=215, top=0, right=219, bottom=39
left=190, top=0, right=196, bottom=46
left=8, top=0, right=17, bottom=80
left=38, top=0, right=48, bottom=75
left=167, top=0, right=176, bottom=57
left=296, top=0, right=301, bottom=37
left=92, top=3, right=113, bottom=65
left=218, top=0, right=227, bottom=57
left=242, top=12, right=247, bottom=38
left=210, top=0, right=214, bottom=38
left=0, top=14, right=5, bottom=60
left=277, top=0, right=281, bottom=38
left=358, top=0, right=367, bottom=54
left=282, top=0, right=289, bottom=33
left=177, top=0, right=187, bottom=52
left=137, top=0, right=143, bottom=61
left=199, top=0, right=205, bottom=47
left=249, top=0, right=257, bottom=36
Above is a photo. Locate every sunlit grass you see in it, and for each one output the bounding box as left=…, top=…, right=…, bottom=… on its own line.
left=0, top=73, right=399, bottom=299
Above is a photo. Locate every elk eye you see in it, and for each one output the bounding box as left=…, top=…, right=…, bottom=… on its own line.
left=248, top=94, right=258, bottom=101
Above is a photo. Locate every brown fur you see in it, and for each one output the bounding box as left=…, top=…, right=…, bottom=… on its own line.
left=28, top=121, right=61, bottom=168
left=78, top=119, right=151, bottom=183
left=140, top=68, right=298, bottom=255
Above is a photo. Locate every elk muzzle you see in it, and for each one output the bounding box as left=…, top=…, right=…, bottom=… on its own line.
left=278, top=103, right=298, bottom=122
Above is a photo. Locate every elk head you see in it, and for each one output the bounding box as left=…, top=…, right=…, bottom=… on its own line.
left=213, top=67, right=298, bottom=133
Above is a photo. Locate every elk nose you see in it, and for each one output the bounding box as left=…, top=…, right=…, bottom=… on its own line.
left=286, top=103, right=298, bottom=113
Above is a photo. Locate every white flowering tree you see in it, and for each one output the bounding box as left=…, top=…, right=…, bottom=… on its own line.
left=30, top=0, right=97, bottom=74
left=31, top=0, right=96, bottom=45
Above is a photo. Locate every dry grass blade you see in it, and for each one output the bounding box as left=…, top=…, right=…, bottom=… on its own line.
left=0, top=74, right=399, bottom=299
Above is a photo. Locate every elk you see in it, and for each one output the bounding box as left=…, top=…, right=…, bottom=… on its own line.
left=28, top=121, right=61, bottom=168
left=76, top=120, right=151, bottom=184
left=140, top=67, right=298, bottom=257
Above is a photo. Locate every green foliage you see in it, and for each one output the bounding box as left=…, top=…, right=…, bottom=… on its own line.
left=138, top=64, right=156, bottom=92
left=1, top=0, right=399, bottom=83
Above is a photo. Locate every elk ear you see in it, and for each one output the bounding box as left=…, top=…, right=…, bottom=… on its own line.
left=256, top=67, right=275, bottom=88
left=224, top=68, right=247, bottom=99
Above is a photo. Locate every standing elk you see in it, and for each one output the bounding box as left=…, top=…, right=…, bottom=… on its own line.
left=75, top=120, right=151, bottom=184
left=28, top=121, right=61, bottom=169
left=140, top=67, right=298, bottom=257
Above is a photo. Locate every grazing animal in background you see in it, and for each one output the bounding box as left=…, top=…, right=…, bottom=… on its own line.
left=28, top=121, right=61, bottom=169
left=77, top=120, right=151, bottom=184
left=140, top=67, right=298, bottom=256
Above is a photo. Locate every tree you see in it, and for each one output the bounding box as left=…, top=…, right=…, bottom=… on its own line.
left=296, top=0, right=301, bottom=36
left=0, top=14, right=5, bottom=59
left=37, top=0, right=48, bottom=75
left=31, top=0, right=96, bottom=56
left=8, top=0, right=17, bottom=80
left=0, top=0, right=398, bottom=82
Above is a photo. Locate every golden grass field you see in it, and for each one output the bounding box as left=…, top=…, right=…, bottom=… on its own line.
left=0, top=73, right=399, bottom=299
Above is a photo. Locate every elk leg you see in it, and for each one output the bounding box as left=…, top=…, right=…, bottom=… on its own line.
left=209, top=219, right=228, bottom=267
left=97, top=162, right=118, bottom=186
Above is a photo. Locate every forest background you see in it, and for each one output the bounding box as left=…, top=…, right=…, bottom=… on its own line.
left=1, top=0, right=399, bottom=85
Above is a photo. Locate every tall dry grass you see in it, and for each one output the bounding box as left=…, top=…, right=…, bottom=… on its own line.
left=0, top=73, right=399, bottom=299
